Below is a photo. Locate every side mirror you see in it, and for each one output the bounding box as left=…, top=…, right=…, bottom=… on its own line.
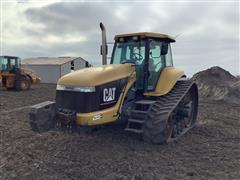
left=161, top=44, right=168, bottom=55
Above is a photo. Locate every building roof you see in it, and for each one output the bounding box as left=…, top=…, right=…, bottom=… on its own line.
left=114, top=32, right=175, bottom=42
left=22, top=57, right=86, bottom=65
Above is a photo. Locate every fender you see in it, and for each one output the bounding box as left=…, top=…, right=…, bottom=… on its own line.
left=144, top=67, right=185, bottom=96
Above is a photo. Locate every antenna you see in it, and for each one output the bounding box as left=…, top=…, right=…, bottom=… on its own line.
left=174, top=33, right=182, bottom=39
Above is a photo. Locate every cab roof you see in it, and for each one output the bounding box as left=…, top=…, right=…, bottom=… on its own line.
left=114, top=32, right=175, bottom=42
left=0, top=55, right=19, bottom=59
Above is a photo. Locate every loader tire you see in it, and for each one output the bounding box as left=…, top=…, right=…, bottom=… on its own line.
left=15, top=76, right=31, bottom=91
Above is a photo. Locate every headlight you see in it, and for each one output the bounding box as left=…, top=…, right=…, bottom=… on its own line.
left=56, top=85, right=95, bottom=92
left=56, top=84, right=66, bottom=91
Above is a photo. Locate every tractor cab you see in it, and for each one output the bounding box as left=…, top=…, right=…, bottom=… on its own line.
left=111, top=32, right=175, bottom=92
left=0, top=56, right=21, bottom=73
left=0, top=56, right=22, bottom=89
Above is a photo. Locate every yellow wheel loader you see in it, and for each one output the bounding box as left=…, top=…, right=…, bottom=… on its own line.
left=0, top=56, right=40, bottom=91
left=29, top=23, right=198, bottom=144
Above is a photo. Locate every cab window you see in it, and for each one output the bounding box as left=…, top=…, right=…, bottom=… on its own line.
left=112, top=40, right=145, bottom=65
left=0, top=57, right=8, bottom=71
left=111, top=40, right=146, bottom=89
left=165, top=45, right=173, bottom=67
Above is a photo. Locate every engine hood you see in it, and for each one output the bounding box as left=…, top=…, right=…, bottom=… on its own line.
left=58, top=64, right=135, bottom=86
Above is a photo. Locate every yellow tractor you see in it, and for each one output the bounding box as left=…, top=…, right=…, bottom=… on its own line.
left=0, top=56, right=40, bottom=91
left=29, top=23, right=198, bottom=144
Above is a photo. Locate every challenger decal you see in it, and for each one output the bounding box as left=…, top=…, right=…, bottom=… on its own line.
left=93, top=114, right=103, bottom=121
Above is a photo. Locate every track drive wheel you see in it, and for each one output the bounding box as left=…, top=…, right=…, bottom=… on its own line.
left=16, top=76, right=31, bottom=91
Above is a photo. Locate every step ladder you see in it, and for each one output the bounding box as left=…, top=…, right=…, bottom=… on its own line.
left=125, top=100, right=156, bottom=133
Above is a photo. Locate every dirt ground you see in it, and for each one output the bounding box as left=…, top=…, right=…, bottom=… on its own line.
left=0, top=84, right=240, bottom=180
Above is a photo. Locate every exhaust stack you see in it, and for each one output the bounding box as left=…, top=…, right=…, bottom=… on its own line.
left=100, top=22, right=108, bottom=65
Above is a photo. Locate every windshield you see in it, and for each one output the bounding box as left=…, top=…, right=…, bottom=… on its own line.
left=0, top=57, right=20, bottom=71
left=111, top=40, right=145, bottom=65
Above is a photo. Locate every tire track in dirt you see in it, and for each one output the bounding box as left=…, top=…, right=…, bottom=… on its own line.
left=0, top=106, right=31, bottom=114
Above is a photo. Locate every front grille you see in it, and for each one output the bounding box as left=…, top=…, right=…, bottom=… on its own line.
left=56, top=78, right=128, bottom=113
left=56, top=90, right=99, bottom=113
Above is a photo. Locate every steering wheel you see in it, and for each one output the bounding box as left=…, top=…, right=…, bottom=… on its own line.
left=121, top=60, right=135, bottom=64
left=132, top=52, right=143, bottom=60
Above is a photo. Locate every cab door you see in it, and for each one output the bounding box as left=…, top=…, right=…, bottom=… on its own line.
left=146, top=40, right=174, bottom=91
left=147, top=40, right=165, bottom=90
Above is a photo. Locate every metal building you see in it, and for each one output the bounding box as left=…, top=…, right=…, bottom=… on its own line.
left=22, top=57, right=90, bottom=83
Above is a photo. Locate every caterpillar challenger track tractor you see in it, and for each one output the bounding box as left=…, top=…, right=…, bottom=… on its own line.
left=29, top=23, right=198, bottom=144
left=0, top=56, right=40, bottom=90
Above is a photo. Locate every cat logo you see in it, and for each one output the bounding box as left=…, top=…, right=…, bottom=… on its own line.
left=103, top=87, right=116, bottom=102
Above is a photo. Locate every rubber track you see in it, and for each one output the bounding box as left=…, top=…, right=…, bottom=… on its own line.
left=144, top=79, right=196, bottom=143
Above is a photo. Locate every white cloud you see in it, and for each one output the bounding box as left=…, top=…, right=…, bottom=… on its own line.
left=1, top=1, right=239, bottom=76
left=44, top=34, right=87, bottom=44
left=114, top=5, right=130, bottom=21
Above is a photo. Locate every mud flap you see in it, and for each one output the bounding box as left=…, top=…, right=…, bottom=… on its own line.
left=29, top=101, right=56, bottom=133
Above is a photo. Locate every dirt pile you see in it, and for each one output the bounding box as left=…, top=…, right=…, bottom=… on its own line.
left=192, top=66, right=240, bottom=104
